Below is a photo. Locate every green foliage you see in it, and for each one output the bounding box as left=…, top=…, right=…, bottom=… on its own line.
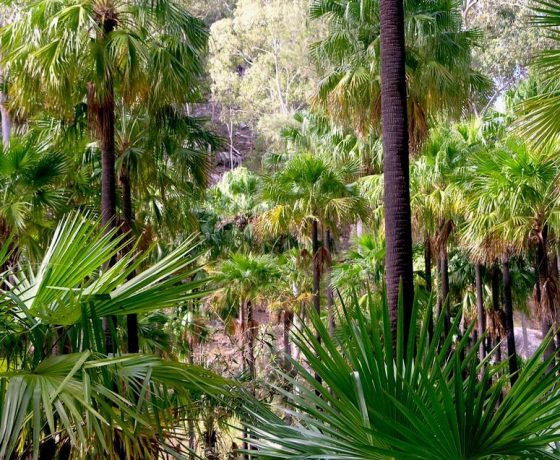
left=245, top=293, right=560, bottom=459
left=311, top=0, right=490, bottom=145
left=259, top=153, right=367, bottom=240
left=0, top=134, right=68, bottom=248
left=209, top=0, right=319, bottom=142
left=461, top=137, right=560, bottom=260
left=0, top=212, right=234, bottom=459
left=212, top=252, right=281, bottom=308
left=2, top=0, right=209, bottom=117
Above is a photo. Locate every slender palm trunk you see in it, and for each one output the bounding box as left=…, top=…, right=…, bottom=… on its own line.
left=550, top=252, right=560, bottom=357
left=92, top=15, right=118, bottom=354
left=380, top=0, right=414, bottom=339
left=475, top=263, right=486, bottom=362
left=240, top=301, right=248, bottom=459
left=282, top=310, right=293, bottom=379
left=246, top=300, right=256, bottom=382
left=325, top=228, right=335, bottom=335
left=240, top=300, right=248, bottom=377
left=424, top=238, right=434, bottom=339
left=535, top=225, right=556, bottom=362
left=121, top=163, right=139, bottom=353
left=502, top=256, right=518, bottom=385
left=311, top=220, right=322, bottom=385
left=491, top=266, right=502, bottom=363
left=311, top=220, right=321, bottom=318
left=424, top=239, right=432, bottom=292
left=439, top=241, right=450, bottom=334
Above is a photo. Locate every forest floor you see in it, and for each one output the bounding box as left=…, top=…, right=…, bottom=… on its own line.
left=195, top=308, right=544, bottom=381
left=514, top=325, right=542, bottom=359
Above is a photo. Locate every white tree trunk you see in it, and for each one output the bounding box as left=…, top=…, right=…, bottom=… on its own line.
left=521, top=312, right=529, bottom=353
left=0, top=92, right=10, bottom=149
left=356, top=218, right=363, bottom=237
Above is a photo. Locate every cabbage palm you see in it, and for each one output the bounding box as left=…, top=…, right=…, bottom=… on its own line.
left=310, top=0, right=490, bottom=145
left=2, top=0, right=209, bottom=349
left=0, top=134, right=69, bottom=258
left=245, top=291, right=560, bottom=459
left=411, top=124, right=475, bottom=328
left=2, top=0, right=208, bottom=231
left=115, top=106, right=220, bottom=351
left=211, top=253, right=281, bottom=383
left=281, top=111, right=383, bottom=176
left=116, top=106, right=220, bottom=239
left=461, top=139, right=560, bottom=365
left=259, top=153, right=367, bottom=327
left=0, top=212, right=233, bottom=459
left=515, top=0, right=560, bottom=148
left=331, top=234, right=385, bottom=301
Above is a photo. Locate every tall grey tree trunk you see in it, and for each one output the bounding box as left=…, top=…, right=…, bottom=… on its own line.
left=356, top=218, right=363, bottom=237
left=521, top=313, right=529, bottom=354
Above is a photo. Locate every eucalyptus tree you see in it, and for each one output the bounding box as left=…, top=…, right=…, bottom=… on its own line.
left=259, top=153, right=367, bottom=332
left=515, top=0, right=560, bottom=148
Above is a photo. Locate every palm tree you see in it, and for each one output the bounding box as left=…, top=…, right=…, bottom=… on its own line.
left=0, top=134, right=69, bottom=258
left=379, top=11, right=411, bottom=341
left=116, top=106, right=220, bottom=237
left=331, top=234, right=386, bottom=301
left=2, top=0, right=200, bottom=228
left=259, top=153, right=367, bottom=331
left=410, top=124, right=476, bottom=329
left=2, top=1, right=209, bottom=349
left=212, top=253, right=280, bottom=384
left=115, top=107, right=220, bottom=351
left=461, top=138, right=560, bottom=368
left=311, top=0, right=489, bottom=334
left=310, top=0, right=490, bottom=145
left=244, top=291, right=560, bottom=459
left=0, top=212, right=233, bottom=459
left=1, top=1, right=208, bottom=224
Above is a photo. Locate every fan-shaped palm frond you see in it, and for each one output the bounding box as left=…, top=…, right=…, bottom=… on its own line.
left=244, top=291, right=560, bottom=459
left=310, top=0, right=491, bottom=147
